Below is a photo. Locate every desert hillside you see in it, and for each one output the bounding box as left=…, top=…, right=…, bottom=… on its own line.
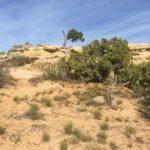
left=0, top=43, right=149, bottom=150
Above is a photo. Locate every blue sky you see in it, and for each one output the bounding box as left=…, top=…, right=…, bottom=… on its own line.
left=0, top=0, right=150, bottom=51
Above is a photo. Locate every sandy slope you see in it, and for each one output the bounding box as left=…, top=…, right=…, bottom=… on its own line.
left=0, top=66, right=149, bottom=150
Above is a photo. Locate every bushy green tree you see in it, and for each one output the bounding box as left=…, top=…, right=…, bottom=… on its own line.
left=63, top=29, right=84, bottom=47
left=68, top=37, right=131, bottom=82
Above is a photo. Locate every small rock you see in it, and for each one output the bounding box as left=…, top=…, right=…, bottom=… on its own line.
left=93, top=96, right=106, bottom=104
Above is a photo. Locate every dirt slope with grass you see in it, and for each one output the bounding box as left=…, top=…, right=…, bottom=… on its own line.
left=0, top=63, right=150, bottom=150
left=0, top=43, right=150, bottom=149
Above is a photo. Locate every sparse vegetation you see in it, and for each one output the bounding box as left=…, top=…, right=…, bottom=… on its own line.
left=64, top=122, right=73, bottom=135
left=13, top=95, right=28, bottom=103
left=0, top=127, right=5, bottom=135
left=43, top=58, right=69, bottom=81
left=42, top=132, right=50, bottom=142
left=54, top=93, right=70, bottom=102
left=0, top=63, right=13, bottom=88
left=25, top=104, right=41, bottom=120
left=93, top=109, right=101, bottom=120
left=109, top=141, right=118, bottom=150
left=127, top=143, right=133, bottom=148
left=125, top=126, right=136, bottom=138
left=115, top=117, right=123, bottom=122
left=29, top=76, right=43, bottom=86
left=60, top=139, right=68, bottom=150
left=9, top=55, right=31, bottom=66
left=100, top=122, right=109, bottom=131
left=97, top=131, right=107, bottom=144
left=41, top=97, right=52, bottom=107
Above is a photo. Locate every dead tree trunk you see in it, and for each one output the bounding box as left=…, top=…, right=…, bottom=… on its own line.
left=62, top=31, right=67, bottom=48
left=106, top=70, right=117, bottom=109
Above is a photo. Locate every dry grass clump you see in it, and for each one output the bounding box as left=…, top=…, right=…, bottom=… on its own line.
left=93, top=109, right=102, bottom=120
left=109, top=141, right=118, bottom=150
left=125, top=126, right=136, bottom=138
left=42, top=132, right=50, bottom=142
left=97, top=131, right=107, bottom=144
left=100, top=122, right=109, bottom=131
left=29, top=76, right=43, bottom=86
left=41, top=97, right=52, bottom=107
left=0, top=63, right=14, bottom=88
left=13, top=95, right=28, bottom=103
left=8, top=55, right=31, bottom=66
left=64, top=122, right=92, bottom=143
left=60, top=139, right=68, bottom=150
left=0, top=127, right=6, bottom=135
left=25, top=104, right=42, bottom=120
left=43, top=58, right=69, bottom=81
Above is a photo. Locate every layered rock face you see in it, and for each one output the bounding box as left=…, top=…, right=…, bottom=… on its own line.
left=7, top=44, right=82, bottom=63
left=0, top=43, right=150, bottom=64
left=128, top=43, right=150, bottom=64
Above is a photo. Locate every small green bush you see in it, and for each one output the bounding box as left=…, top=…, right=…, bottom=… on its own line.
left=64, top=122, right=73, bottom=135
left=93, top=110, right=101, bottom=120
left=42, top=132, right=50, bottom=142
left=60, top=139, right=68, bottom=150
left=25, top=104, right=41, bottom=120
left=97, top=131, right=107, bottom=144
left=73, top=129, right=92, bottom=142
left=109, top=141, right=118, bottom=150
left=125, top=126, right=136, bottom=138
left=9, top=55, right=31, bottom=66
left=41, top=97, right=52, bottom=107
left=0, top=127, right=5, bottom=135
left=100, top=122, right=109, bottom=130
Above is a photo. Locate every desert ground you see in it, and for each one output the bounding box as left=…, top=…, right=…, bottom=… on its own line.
left=0, top=63, right=150, bottom=150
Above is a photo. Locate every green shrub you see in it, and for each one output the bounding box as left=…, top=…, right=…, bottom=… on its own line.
left=68, top=37, right=131, bottom=82
left=60, top=139, right=68, bottom=150
left=13, top=95, right=28, bottom=103
left=43, top=58, right=69, bottom=81
left=0, top=63, right=13, bottom=88
left=42, top=132, right=50, bottom=142
left=120, top=62, right=150, bottom=102
left=125, top=126, right=136, bottom=138
left=9, top=55, right=31, bottom=66
left=97, top=131, right=107, bottom=144
left=93, top=110, right=101, bottom=120
left=0, top=127, right=5, bottom=135
left=100, top=122, right=109, bottom=131
left=73, top=129, right=92, bottom=142
left=25, top=104, right=41, bottom=120
left=73, top=129, right=82, bottom=140
left=109, top=141, right=118, bottom=150
left=64, top=122, right=73, bottom=135
left=41, top=97, right=52, bottom=107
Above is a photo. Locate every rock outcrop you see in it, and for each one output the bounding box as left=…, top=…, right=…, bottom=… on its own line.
left=129, top=43, right=150, bottom=64
left=7, top=44, right=82, bottom=63
left=0, top=43, right=149, bottom=64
